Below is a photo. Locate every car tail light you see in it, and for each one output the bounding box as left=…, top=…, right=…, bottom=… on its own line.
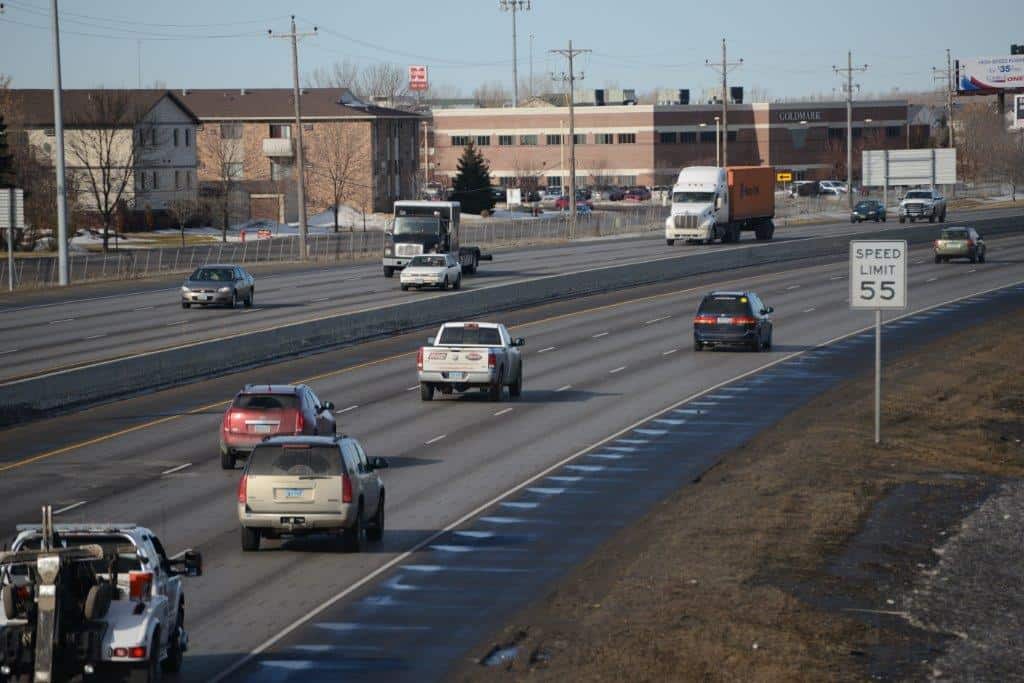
left=342, top=473, right=353, bottom=503
left=732, top=316, right=757, bottom=326
left=226, top=411, right=245, bottom=433
left=129, top=646, right=147, bottom=659
left=113, top=647, right=128, bottom=658
left=237, top=475, right=248, bottom=504
left=488, top=351, right=496, bottom=368
left=295, top=411, right=305, bottom=434
left=966, top=239, right=974, bottom=247
left=693, top=314, right=717, bottom=325
left=128, top=572, right=153, bottom=601
left=416, top=347, right=424, bottom=371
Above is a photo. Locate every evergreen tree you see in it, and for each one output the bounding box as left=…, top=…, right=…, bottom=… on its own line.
left=451, top=141, right=495, bottom=215
left=0, top=115, right=15, bottom=188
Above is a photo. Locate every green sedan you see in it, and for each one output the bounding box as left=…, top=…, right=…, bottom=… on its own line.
left=851, top=199, right=887, bottom=223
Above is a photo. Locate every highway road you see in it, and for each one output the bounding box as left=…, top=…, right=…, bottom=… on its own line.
left=0, top=233, right=1022, bottom=681
left=0, top=205, right=1020, bottom=385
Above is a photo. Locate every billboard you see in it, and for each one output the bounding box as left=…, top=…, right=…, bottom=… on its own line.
left=409, top=65, right=428, bottom=92
left=862, top=149, right=957, bottom=187
left=957, top=56, right=1024, bottom=94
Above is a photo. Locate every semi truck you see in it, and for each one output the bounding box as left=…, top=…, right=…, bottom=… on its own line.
left=665, top=166, right=776, bottom=245
left=383, top=201, right=492, bottom=278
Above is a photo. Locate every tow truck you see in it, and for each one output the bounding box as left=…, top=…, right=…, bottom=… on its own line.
left=0, top=506, right=202, bottom=682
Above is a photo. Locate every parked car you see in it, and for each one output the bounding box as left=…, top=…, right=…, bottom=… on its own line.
left=851, top=199, right=887, bottom=223
left=625, top=186, right=652, bottom=201
left=554, top=191, right=594, bottom=210
left=791, top=180, right=820, bottom=197
left=593, top=186, right=625, bottom=201
left=488, top=187, right=506, bottom=202
left=819, top=186, right=843, bottom=198
left=181, top=264, right=254, bottom=309
left=693, top=290, right=774, bottom=352
left=220, top=384, right=336, bottom=469
left=524, top=190, right=542, bottom=203
left=819, top=180, right=847, bottom=194
left=237, top=435, right=388, bottom=552
left=400, top=254, right=462, bottom=291
left=934, top=226, right=986, bottom=263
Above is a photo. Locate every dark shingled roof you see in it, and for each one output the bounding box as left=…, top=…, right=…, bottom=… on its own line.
left=174, top=88, right=420, bottom=120
left=1, top=89, right=198, bottom=127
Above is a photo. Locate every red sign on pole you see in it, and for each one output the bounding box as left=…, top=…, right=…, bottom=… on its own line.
left=409, top=65, right=429, bottom=92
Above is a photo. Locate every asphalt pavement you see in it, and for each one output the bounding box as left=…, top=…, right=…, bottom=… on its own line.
left=1, top=206, right=1020, bottom=384
left=0, top=233, right=1022, bottom=681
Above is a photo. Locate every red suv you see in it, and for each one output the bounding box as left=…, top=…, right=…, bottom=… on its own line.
left=220, top=384, right=336, bottom=469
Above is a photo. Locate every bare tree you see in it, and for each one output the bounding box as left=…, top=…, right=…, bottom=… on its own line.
left=473, top=81, right=512, bottom=108
left=359, top=63, right=408, bottom=102
left=197, top=124, right=246, bottom=242
left=165, top=194, right=200, bottom=247
left=64, top=90, right=148, bottom=252
left=959, top=104, right=1024, bottom=199
left=307, top=59, right=361, bottom=90
left=306, top=123, right=371, bottom=232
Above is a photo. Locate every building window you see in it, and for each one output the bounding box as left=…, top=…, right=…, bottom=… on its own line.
left=699, top=131, right=715, bottom=143
left=476, top=135, right=491, bottom=146
left=498, top=176, right=515, bottom=188
left=519, top=134, right=538, bottom=146
left=594, top=133, right=613, bottom=145
left=184, top=129, right=191, bottom=147
left=150, top=129, right=158, bottom=146
left=185, top=171, right=192, bottom=189
left=498, top=134, right=514, bottom=146
left=173, top=129, right=180, bottom=147
left=852, top=127, right=863, bottom=139
left=726, top=131, right=737, bottom=142
left=828, top=127, right=844, bottom=140
left=547, top=175, right=562, bottom=190
left=220, top=123, right=242, bottom=139
left=175, top=170, right=183, bottom=189
left=270, top=159, right=293, bottom=181
left=886, top=126, right=900, bottom=138
left=659, top=132, right=677, bottom=144
left=546, top=134, right=562, bottom=146
left=223, top=162, right=243, bottom=180
left=151, top=171, right=159, bottom=190
left=451, top=135, right=471, bottom=146
left=617, top=175, right=637, bottom=186
left=680, top=131, right=697, bottom=144
left=573, top=133, right=585, bottom=145
left=269, top=123, right=291, bottom=139
left=617, top=133, right=636, bottom=144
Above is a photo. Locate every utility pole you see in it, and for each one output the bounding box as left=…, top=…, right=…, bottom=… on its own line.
left=550, top=40, right=590, bottom=238
left=705, top=38, right=742, bottom=167
left=50, top=0, right=69, bottom=285
left=269, top=16, right=317, bottom=260
left=932, top=49, right=955, bottom=149
left=499, top=0, right=532, bottom=107
left=529, top=33, right=535, bottom=99
left=834, top=51, right=868, bottom=210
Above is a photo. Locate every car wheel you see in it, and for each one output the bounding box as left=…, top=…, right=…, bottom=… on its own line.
left=244, top=290, right=254, bottom=308
left=181, top=302, right=190, bottom=309
left=241, top=526, right=260, bottom=552
left=509, top=369, right=523, bottom=398
left=229, top=292, right=237, bottom=309
left=161, top=610, right=184, bottom=673
left=453, top=274, right=462, bottom=290
left=979, top=251, right=986, bottom=263
left=899, top=216, right=905, bottom=224
left=970, top=252, right=977, bottom=264
left=420, top=383, right=434, bottom=401
left=751, top=334, right=762, bottom=352
left=666, top=239, right=675, bottom=246
left=383, top=267, right=394, bottom=278
left=934, top=254, right=941, bottom=264
left=850, top=217, right=856, bottom=224
left=367, top=493, right=385, bottom=542
left=693, top=340, right=703, bottom=352
left=928, top=214, right=935, bottom=223
left=400, top=284, right=408, bottom=291
left=940, top=211, right=946, bottom=222
left=489, top=380, right=503, bottom=402
left=766, top=331, right=773, bottom=351
left=220, top=449, right=236, bottom=470
left=342, top=505, right=366, bottom=553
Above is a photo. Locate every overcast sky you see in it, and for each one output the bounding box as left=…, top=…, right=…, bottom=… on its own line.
left=0, top=0, right=1018, bottom=100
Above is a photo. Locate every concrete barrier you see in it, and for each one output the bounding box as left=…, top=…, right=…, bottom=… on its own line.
left=2, top=216, right=1020, bottom=425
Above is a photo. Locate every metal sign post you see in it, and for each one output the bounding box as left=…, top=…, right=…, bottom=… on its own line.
left=1, top=188, right=25, bottom=292
left=850, top=240, right=908, bottom=444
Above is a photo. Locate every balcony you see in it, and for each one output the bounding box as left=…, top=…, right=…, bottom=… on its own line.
left=262, top=138, right=294, bottom=157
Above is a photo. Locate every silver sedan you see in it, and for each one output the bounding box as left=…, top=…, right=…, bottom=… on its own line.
left=181, top=264, right=255, bottom=308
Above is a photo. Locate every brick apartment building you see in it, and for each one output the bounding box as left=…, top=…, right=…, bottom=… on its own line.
left=181, top=88, right=420, bottom=223
left=429, top=100, right=910, bottom=191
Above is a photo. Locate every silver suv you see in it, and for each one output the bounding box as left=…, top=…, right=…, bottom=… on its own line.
left=237, top=436, right=387, bottom=552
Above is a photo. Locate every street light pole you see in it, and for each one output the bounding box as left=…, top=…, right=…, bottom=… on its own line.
left=499, top=0, right=532, bottom=108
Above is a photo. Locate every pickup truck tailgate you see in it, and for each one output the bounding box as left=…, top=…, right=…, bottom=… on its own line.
left=422, top=347, right=491, bottom=373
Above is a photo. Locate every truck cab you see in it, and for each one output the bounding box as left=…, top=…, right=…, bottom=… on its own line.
left=665, top=166, right=728, bottom=244
left=383, top=201, right=488, bottom=278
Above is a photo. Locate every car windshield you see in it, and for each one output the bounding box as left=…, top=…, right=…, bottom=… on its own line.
left=409, top=256, right=447, bottom=268
left=905, top=191, right=932, bottom=199
left=438, top=326, right=502, bottom=345
left=394, top=216, right=442, bottom=237
left=673, top=191, right=715, bottom=203
left=247, top=445, right=343, bottom=477
left=233, top=393, right=299, bottom=410
left=699, top=296, right=752, bottom=316
left=190, top=268, right=234, bottom=282
left=855, top=202, right=875, bottom=210
left=12, top=534, right=141, bottom=575
left=940, top=229, right=970, bottom=240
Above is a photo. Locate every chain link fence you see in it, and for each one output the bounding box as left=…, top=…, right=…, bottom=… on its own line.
left=1, top=206, right=669, bottom=290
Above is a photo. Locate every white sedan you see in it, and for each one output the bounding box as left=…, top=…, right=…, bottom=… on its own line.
left=400, top=254, right=462, bottom=291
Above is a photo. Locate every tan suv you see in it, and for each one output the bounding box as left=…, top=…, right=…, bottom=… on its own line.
left=236, top=436, right=387, bottom=552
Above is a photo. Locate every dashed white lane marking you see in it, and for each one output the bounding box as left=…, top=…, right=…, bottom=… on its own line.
left=480, top=516, right=526, bottom=524
left=0, top=348, right=19, bottom=355
left=566, top=464, right=605, bottom=472
left=134, top=305, right=154, bottom=311
left=161, top=463, right=192, bottom=476
left=454, top=530, right=495, bottom=539
left=527, top=487, right=566, bottom=495
left=555, top=384, right=572, bottom=392
left=53, top=501, right=87, bottom=515
left=644, top=315, right=672, bottom=325
left=720, top=386, right=750, bottom=392
left=494, top=408, right=514, bottom=416
left=548, top=476, right=583, bottom=483
left=634, top=428, right=667, bottom=436
left=588, top=453, right=625, bottom=460
left=501, top=501, right=539, bottom=509
left=617, top=439, right=648, bottom=444
left=48, top=318, right=75, bottom=324
left=537, top=346, right=557, bottom=353
left=654, top=418, right=685, bottom=426
left=803, top=307, right=816, bottom=313
left=927, top=277, right=938, bottom=282
left=786, top=284, right=801, bottom=290
left=425, top=434, right=447, bottom=445
left=969, top=269, right=977, bottom=273
left=167, top=320, right=188, bottom=326
left=84, top=334, right=107, bottom=340
left=690, top=401, right=719, bottom=406
left=335, top=405, right=359, bottom=414
left=662, top=348, right=679, bottom=356
left=830, top=275, right=844, bottom=280
left=406, top=385, right=420, bottom=391
left=311, top=297, right=329, bottom=303
left=592, top=332, right=609, bottom=338
left=609, top=366, right=627, bottom=374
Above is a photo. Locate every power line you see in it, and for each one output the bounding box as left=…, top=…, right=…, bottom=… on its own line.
left=3, top=0, right=284, bottom=29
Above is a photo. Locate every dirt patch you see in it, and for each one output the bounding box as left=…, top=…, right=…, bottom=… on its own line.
left=455, top=310, right=1024, bottom=682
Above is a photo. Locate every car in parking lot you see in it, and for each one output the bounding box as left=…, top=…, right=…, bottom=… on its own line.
left=220, top=384, right=336, bottom=469
left=181, top=264, right=254, bottom=308
left=819, top=180, right=847, bottom=194
left=693, top=290, right=774, bottom=352
left=554, top=191, right=594, bottom=211
left=625, top=186, right=651, bottom=201
left=400, top=254, right=462, bottom=291
left=237, top=435, right=387, bottom=552
left=593, top=186, right=625, bottom=201
left=934, top=226, right=986, bottom=263
left=851, top=199, right=887, bottom=223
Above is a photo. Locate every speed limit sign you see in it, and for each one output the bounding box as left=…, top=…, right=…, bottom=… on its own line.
left=850, top=240, right=907, bottom=309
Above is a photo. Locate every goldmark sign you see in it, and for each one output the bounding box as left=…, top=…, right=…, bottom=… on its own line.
left=778, top=111, right=823, bottom=122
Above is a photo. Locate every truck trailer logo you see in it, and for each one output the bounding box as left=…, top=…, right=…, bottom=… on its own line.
left=738, top=183, right=760, bottom=197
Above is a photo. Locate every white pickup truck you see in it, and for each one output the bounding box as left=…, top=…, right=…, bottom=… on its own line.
left=898, top=188, right=947, bottom=223
left=417, top=322, right=524, bottom=402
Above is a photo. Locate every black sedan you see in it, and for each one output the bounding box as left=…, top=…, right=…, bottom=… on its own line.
left=851, top=199, right=887, bottom=223
left=693, top=290, right=773, bottom=352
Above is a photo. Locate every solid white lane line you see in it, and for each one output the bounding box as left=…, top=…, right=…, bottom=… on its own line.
left=537, top=346, right=557, bottom=353
left=592, top=332, right=609, bottom=338
left=803, top=307, right=816, bottom=313
left=425, top=434, right=446, bottom=445
left=494, top=408, right=514, bottom=416
left=555, top=384, right=572, bottom=392
left=53, top=501, right=87, bottom=515
left=644, top=315, right=672, bottom=325
left=48, top=318, right=75, bottom=324
left=609, top=366, right=626, bottom=374
left=335, top=405, right=359, bottom=414
left=161, top=463, right=193, bottom=476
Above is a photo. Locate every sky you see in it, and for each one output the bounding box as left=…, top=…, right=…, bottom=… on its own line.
left=0, top=0, right=1018, bottom=101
